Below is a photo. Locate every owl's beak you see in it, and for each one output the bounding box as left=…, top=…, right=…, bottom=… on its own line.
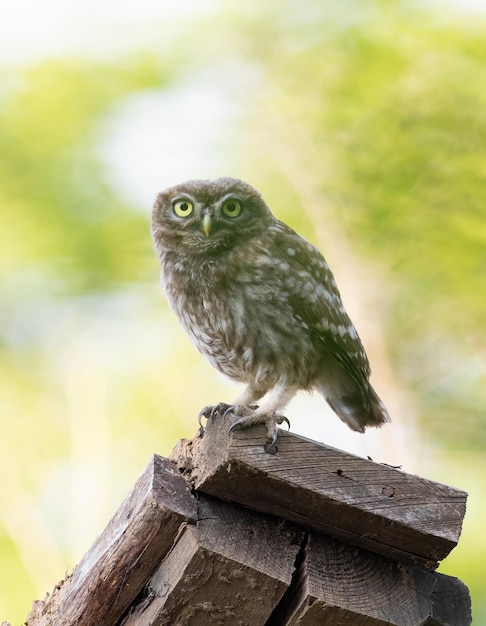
left=201, top=213, right=212, bottom=237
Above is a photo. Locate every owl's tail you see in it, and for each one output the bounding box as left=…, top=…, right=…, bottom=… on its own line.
left=319, top=379, right=391, bottom=433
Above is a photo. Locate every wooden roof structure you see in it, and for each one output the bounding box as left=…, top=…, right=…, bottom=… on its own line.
left=24, top=418, right=471, bottom=625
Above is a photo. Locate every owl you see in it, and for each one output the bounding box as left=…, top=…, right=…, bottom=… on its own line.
left=152, top=177, right=390, bottom=444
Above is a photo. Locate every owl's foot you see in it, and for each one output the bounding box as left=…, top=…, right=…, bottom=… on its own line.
left=197, top=402, right=257, bottom=435
left=227, top=406, right=291, bottom=448
left=198, top=403, right=290, bottom=448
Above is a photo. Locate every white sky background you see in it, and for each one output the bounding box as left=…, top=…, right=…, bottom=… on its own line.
left=0, top=0, right=221, bottom=65
left=96, top=72, right=249, bottom=207
left=0, top=0, right=484, bottom=66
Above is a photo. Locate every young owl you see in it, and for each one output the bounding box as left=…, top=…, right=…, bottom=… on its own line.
left=152, top=177, right=390, bottom=444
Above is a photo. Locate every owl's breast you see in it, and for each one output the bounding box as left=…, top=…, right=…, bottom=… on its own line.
left=161, top=256, right=237, bottom=369
left=165, top=271, right=250, bottom=379
left=161, top=249, right=318, bottom=388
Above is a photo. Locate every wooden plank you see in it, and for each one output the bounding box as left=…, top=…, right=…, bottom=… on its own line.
left=26, top=455, right=198, bottom=626
left=121, top=494, right=305, bottom=625
left=268, top=533, right=471, bottom=626
left=172, top=420, right=467, bottom=569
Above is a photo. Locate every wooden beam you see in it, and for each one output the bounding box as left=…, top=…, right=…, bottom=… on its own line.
left=172, top=420, right=467, bottom=569
left=121, top=494, right=304, bottom=625
left=26, top=455, right=198, bottom=626
left=268, top=533, right=471, bottom=626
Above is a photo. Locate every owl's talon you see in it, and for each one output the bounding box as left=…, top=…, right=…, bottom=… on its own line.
left=276, top=415, right=291, bottom=430
left=223, top=406, right=235, bottom=420
left=228, top=418, right=244, bottom=433
left=197, top=407, right=209, bottom=429
left=267, top=429, right=279, bottom=448
left=227, top=411, right=289, bottom=450
left=263, top=414, right=290, bottom=447
left=224, top=406, right=240, bottom=420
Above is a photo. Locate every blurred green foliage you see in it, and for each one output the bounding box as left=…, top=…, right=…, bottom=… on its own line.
left=1, top=1, right=485, bottom=623
left=0, top=57, right=166, bottom=290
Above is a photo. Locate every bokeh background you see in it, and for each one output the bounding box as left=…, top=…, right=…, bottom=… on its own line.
left=1, top=0, right=485, bottom=622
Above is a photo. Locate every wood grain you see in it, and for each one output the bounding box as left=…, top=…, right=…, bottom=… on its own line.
left=174, top=420, right=467, bottom=568
left=270, top=533, right=471, bottom=626
left=121, top=494, right=304, bottom=626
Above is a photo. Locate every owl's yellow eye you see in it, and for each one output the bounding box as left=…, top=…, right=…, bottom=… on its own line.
left=173, top=199, right=194, bottom=217
left=222, top=199, right=242, bottom=218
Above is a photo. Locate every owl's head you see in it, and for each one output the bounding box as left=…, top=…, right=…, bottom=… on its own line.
left=152, top=177, right=274, bottom=256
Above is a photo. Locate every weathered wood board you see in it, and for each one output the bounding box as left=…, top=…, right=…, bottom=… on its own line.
left=26, top=455, right=198, bottom=626
left=173, top=420, right=467, bottom=569
left=121, top=495, right=304, bottom=625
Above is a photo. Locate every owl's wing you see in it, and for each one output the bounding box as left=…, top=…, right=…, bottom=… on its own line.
left=271, top=221, right=371, bottom=380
